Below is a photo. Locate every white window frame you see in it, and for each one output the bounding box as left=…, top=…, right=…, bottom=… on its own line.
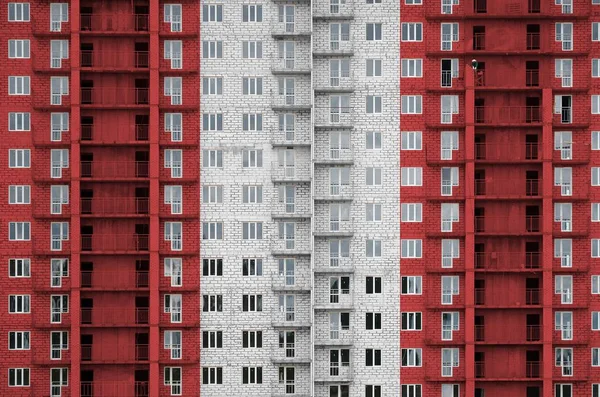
left=164, top=330, right=182, bottom=359
left=556, top=23, right=573, bottom=51
left=401, top=167, right=423, bottom=186
left=555, top=311, right=573, bottom=340
left=202, top=185, right=223, bottom=204
left=164, top=258, right=183, bottom=287
left=164, top=294, right=182, bottom=323
left=50, top=76, right=68, bottom=105
left=8, top=76, right=30, bottom=95
left=555, top=347, right=573, bottom=376
left=164, top=40, right=182, bottom=69
left=401, top=95, right=422, bottom=114
left=164, top=77, right=182, bottom=105
left=164, top=185, right=182, bottom=214
left=441, top=348, right=459, bottom=377
left=165, top=221, right=183, bottom=251
left=164, top=4, right=183, bottom=32
left=9, top=222, right=30, bottom=241
left=555, top=275, right=573, bottom=304
left=401, top=239, right=422, bottom=258
left=9, top=185, right=30, bottom=204
left=9, top=295, right=30, bottom=313
left=401, top=348, right=422, bottom=367
left=165, top=113, right=183, bottom=141
left=8, top=3, right=30, bottom=22
left=50, top=294, right=68, bottom=324
left=8, top=331, right=30, bottom=350
left=8, top=368, right=30, bottom=387
left=9, top=258, right=30, bottom=277
left=401, top=203, right=422, bottom=222
left=165, top=149, right=183, bottom=178
left=202, top=149, right=223, bottom=168
left=8, top=39, right=30, bottom=59
left=8, top=112, right=30, bottom=131
left=401, top=23, right=423, bottom=42
left=401, top=59, right=423, bottom=78
left=401, top=276, right=422, bottom=295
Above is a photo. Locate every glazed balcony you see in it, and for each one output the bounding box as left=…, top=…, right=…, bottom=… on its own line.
left=81, top=87, right=149, bottom=108
left=475, top=143, right=541, bottom=163
left=475, top=324, right=541, bottom=344
left=80, top=307, right=149, bottom=327
left=313, top=0, right=354, bottom=19
left=474, top=252, right=541, bottom=271
left=475, top=287, right=541, bottom=307
left=475, top=216, right=540, bottom=235
left=80, top=381, right=149, bottom=397
left=80, top=161, right=149, bottom=179
left=81, top=124, right=149, bottom=144
left=81, top=270, right=149, bottom=290
left=474, top=179, right=541, bottom=198
left=80, top=14, right=149, bottom=34
left=475, top=106, right=541, bottom=126
left=81, top=343, right=149, bottom=363
left=80, top=50, right=149, bottom=71
left=81, top=234, right=149, bottom=253
left=80, top=197, right=149, bottom=217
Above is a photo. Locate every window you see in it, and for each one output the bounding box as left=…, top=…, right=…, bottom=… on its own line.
left=9, top=185, right=30, bottom=204
left=401, top=96, right=422, bottom=114
left=242, top=367, right=263, bottom=384
left=441, top=58, right=460, bottom=87
left=202, top=258, right=222, bottom=277
left=8, top=3, right=30, bottom=21
left=366, top=239, right=382, bottom=258
left=401, top=348, right=422, bottom=367
left=401, top=131, right=422, bottom=150
left=8, top=40, right=29, bottom=58
left=442, top=312, right=460, bottom=340
left=8, top=222, right=30, bottom=241
left=401, top=167, right=423, bottom=186
left=9, top=295, right=30, bottom=313
left=242, top=113, right=263, bottom=131
left=441, top=23, right=459, bottom=51
left=594, top=384, right=600, bottom=397
left=165, top=222, right=182, bottom=250
left=366, top=23, right=382, bottom=40
left=401, top=203, right=422, bottom=222
left=243, top=294, right=263, bottom=312
left=594, top=349, right=600, bottom=366
left=555, top=167, right=572, bottom=195
left=441, top=167, right=460, bottom=196
left=401, top=59, right=422, bottom=77
left=164, top=185, right=182, bottom=214
left=202, top=113, right=223, bottom=132
left=202, top=41, right=223, bottom=59
left=401, top=239, right=422, bottom=258
left=441, top=95, right=459, bottom=124
left=164, top=40, right=182, bottom=69
left=165, top=367, right=183, bottom=394
left=8, top=112, right=30, bottom=131
left=202, top=367, right=222, bottom=385
left=243, top=149, right=263, bottom=168
left=165, top=149, right=182, bottom=178
left=366, top=95, right=382, bottom=114
left=555, top=59, right=573, bottom=87
left=242, top=330, right=262, bottom=348
left=50, top=295, right=68, bottom=323
left=441, top=131, right=459, bottom=160
left=405, top=0, right=422, bottom=3
left=242, top=185, right=262, bottom=204
left=594, top=239, right=600, bottom=257
left=8, top=76, right=30, bottom=95
left=202, top=222, right=223, bottom=240
left=164, top=258, right=182, bottom=287
left=555, top=384, right=572, bottom=397
left=365, top=131, right=381, bottom=150
left=401, top=276, right=422, bottom=294
left=202, top=4, right=223, bottom=22
left=555, top=311, right=573, bottom=340
left=401, top=23, right=423, bottom=41
left=50, top=149, right=68, bottom=178
left=202, top=185, right=223, bottom=204
left=49, top=222, right=68, bottom=250
left=50, top=331, right=68, bottom=359
left=242, top=222, right=263, bottom=240
left=242, top=41, right=263, bottom=58
left=9, top=258, right=30, bottom=277
left=202, top=294, right=223, bottom=312
left=243, top=258, right=263, bottom=276
left=277, top=221, right=295, bottom=250
left=242, top=5, right=262, bottom=22
left=50, top=185, right=68, bottom=214
left=401, top=312, right=422, bottom=331
left=442, top=239, right=460, bottom=268
left=555, top=275, right=573, bottom=304
left=49, top=3, right=68, bottom=31
left=594, top=275, right=600, bottom=294
left=365, top=349, right=381, bottom=366
left=164, top=77, right=182, bottom=105
left=242, top=77, right=263, bottom=95
left=556, top=23, right=573, bottom=51
left=402, top=385, right=422, bottom=397
left=164, top=294, right=182, bottom=322
left=164, top=330, right=182, bottom=359
left=50, top=40, right=68, bottom=68
left=9, top=149, right=30, bottom=168
left=594, top=60, right=600, bottom=79
left=8, top=331, right=29, bottom=350
left=365, top=203, right=381, bottom=222
left=555, top=131, right=572, bottom=160
left=366, top=59, right=382, bottom=77
left=595, top=22, right=600, bottom=41
left=594, top=96, right=600, bottom=114
left=365, top=385, right=382, bottom=397
left=442, top=348, right=459, bottom=376
left=555, top=347, right=573, bottom=376
left=8, top=368, right=29, bottom=386
left=164, top=4, right=182, bottom=32
left=441, top=203, right=459, bottom=232
left=554, top=203, right=572, bottom=232
left=594, top=312, right=600, bottom=331
left=165, top=113, right=183, bottom=141
left=49, top=112, right=68, bottom=142
left=442, top=276, right=460, bottom=304
left=50, top=368, right=68, bottom=396
left=201, top=330, right=223, bottom=349
left=50, top=259, right=68, bottom=287
left=366, top=167, right=382, bottom=186
left=366, top=276, right=382, bottom=294
left=203, top=77, right=222, bottom=95
left=50, top=76, right=68, bottom=105
left=330, top=23, right=351, bottom=50
left=366, top=312, right=382, bottom=330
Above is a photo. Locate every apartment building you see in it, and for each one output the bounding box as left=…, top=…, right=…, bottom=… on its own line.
left=1, top=1, right=201, bottom=396
left=400, top=1, right=600, bottom=397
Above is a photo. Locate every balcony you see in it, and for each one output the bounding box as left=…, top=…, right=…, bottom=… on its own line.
left=314, top=180, right=354, bottom=201
left=271, top=273, right=311, bottom=292
left=271, top=199, right=312, bottom=219
left=464, top=0, right=588, bottom=19
left=475, top=143, right=541, bottom=163
left=314, top=290, right=354, bottom=310
left=475, top=358, right=541, bottom=380
left=271, top=308, right=311, bottom=328
left=475, top=216, right=540, bottom=235
left=271, top=57, right=312, bottom=75
left=270, top=93, right=312, bottom=111
left=474, top=68, right=543, bottom=89
left=81, top=124, right=149, bottom=144
left=475, top=106, right=541, bottom=126
left=81, top=271, right=149, bottom=290
left=314, top=70, right=356, bottom=93
left=81, top=197, right=149, bottom=217
left=313, top=1, right=354, bottom=19
left=271, top=14, right=312, bottom=37
left=81, top=344, right=149, bottom=363
left=81, top=50, right=149, bottom=71
left=80, top=14, right=149, bottom=34
left=81, top=161, right=149, bottom=180
left=314, top=146, right=353, bottom=165
left=81, top=234, right=149, bottom=253
left=271, top=375, right=312, bottom=397
left=474, top=179, right=541, bottom=199
left=314, top=107, right=354, bottom=128
left=81, top=87, right=149, bottom=108
left=313, top=255, right=355, bottom=274
left=314, top=326, right=353, bottom=346
left=313, top=218, right=354, bottom=237
left=475, top=252, right=541, bottom=271
left=271, top=162, right=311, bottom=183
left=270, top=234, right=312, bottom=256
left=475, top=287, right=541, bottom=307
left=270, top=340, right=312, bottom=364
left=314, top=362, right=353, bottom=383
left=80, top=307, right=149, bottom=327
left=475, top=324, right=541, bottom=343
left=313, top=38, right=354, bottom=57
left=80, top=381, right=149, bottom=397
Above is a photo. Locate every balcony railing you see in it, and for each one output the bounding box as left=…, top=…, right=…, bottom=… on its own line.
left=474, top=179, right=540, bottom=197
left=475, top=106, right=541, bottom=124
left=81, top=161, right=149, bottom=179
left=475, top=252, right=541, bottom=270
left=475, top=325, right=485, bottom=341
left=80, top=14, right=149, bottom=33
left=313, top=0, right=354, bottom=18
left=81, top=271, right=149, bottom=290
left=80, top=307, right=149, bottom=326
left=475, top=143, right=540, bottom=162
left=527, top=325, right=541, bottom=342
left=81, top=344, right=149, bottom=362
left=81, top=124, right=149, bottom=142
left=81, top=88, right=149, bottom=106
left=475, top=216, right=540, bottom=234
left=81, top=197, right=149, bottom=216
left=80, top=381, right=149, bottom=397
left=271, top=56, right=311, bottom=73
left=475, top=69, right=541, bottom=88
left=81, top=234, right=149, bottom=252
left=475, top=361, right=485, bottom=378
left=314, top=107, right=354, bottom=127
left=81, top=50, right=149, bottom=69
left=526, top=361, right=541, bottom=378
left=271, top=162, right=311, bottom=182
left=475, top=288, right=541, bottom=306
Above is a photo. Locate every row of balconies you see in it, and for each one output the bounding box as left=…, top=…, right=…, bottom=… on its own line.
left=81, top=381, right=149, bottom=397
left=424, top=0, right=586, bottom=19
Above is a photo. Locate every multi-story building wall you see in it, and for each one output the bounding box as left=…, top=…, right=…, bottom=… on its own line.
left=1, top=1, right=200, bottom=396
left=400, top=1, right=600, bottom=397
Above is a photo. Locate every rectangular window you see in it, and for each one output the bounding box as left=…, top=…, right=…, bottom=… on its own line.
left=366, top=131, right=382, bottom=150
left=242, top=330, right=262, bottom=348
left=401, top=239, right=422, bottom=258
left=8, top=39, right=30, bottom=58
left=50, top=76, right=68, bottom=105
left=202, top=4, right=223, bottom=22
left=9, top=222, right=30, bottom=241
left=164, top=330, right=182, bottom=359
left=242, top=113, right=263, bottom=131
left=164, top=4, right=183, bottom=32
left=556, top=23, right=573, bottom=51
left=164, top=294, right=182, bottom=322
left=242, top=366, right=263, bottom=384
left=593, top=349, right=600, bottom=366
left=164, top=185, right=182, bottom=214
left=164, top=77, right=182, bottom=105
left=50, top=331, right=68, bottom=359
left=9, top=149, right=30, bottom=168
left=401, top=203, right=422, bottom=222
left=402, top=275, right=423, bottom=295
left=50, top=259, right=68, bottom=287
left=555, top=275, right=573, bottom=304
left=9, top=258, right=30, bottom=277
left=50, top=185, right=68, bottom=214
left=366, top=276, right=382, bottom=294
left=202, top=258, right=222, bottom=277
left=555, top=384, right=572, bottom=397
left=202, top=367, right=222, bottom=385
left=401, top=167, right=423, bottom=186
left=366, top=59, right=382, bottom=77
left=555, top=347, right=573, bottom=376
left=9, top=185, right=30, bottom=204
left=593, top=312, right=600, bottom=331
left=593, top=275, right=600, bottom=294
left=165, top=367, right=183, bottom=394
left=242, top=294, right=263, bottom=312
left=365, top=203, right=382, bottom=222
left=401, top=131, right=422, bottom=150
left=441, top=348, right=459, bottom=377
left=441, top=276, right=459, bottom=304
left=8, top=3, right=30, bottom=21
left=594, top=59, right=600, bottom=78
left=402, top=385, right=422, bottom=397
left=366, top=23, right=382, bottom=41
left=243, top=77, right=263, bottom=95
left=243, top=149, right=263, bottom=168
left=165, top=113, right=183, bottom=141
left=202, top=113, right=223, bottom=132
left=401, top=96, right=422, bottom=114
left=401, top=312, right=422, bottom=331
left=202, top=222, right=223, bottom=240
left=401, top=23, right=423, bottom=41
left=401, top=348, right=422, bottom=367
left=366, top=95, right=382, bottom=114
left=594, top=22, right=600, bottom=41
left=49, top=3, right=68, bottom=32
left=202, top=295, right=223, bottom=312
left=555, top=59, right=573, bottom=87
left=441, top=23, right=459, bottom=51
left=242, top=5, right=262, bottom=22
left=365, top=349, right=382, bottom=366
left=366, top=167, right=382, bottom=186
left=242, top=41, right=263, bottom=59
left=441, top=95, right=459, bottom=124
left=442, top=312, right=460, bottom=340
left=50, top=222, right=68, bottom=250
left=8, top=112, right=30, bottom=131
left=202, top=185, right=223, bottom=204
left=50, top=40, right=68, bottom=68
left=50, top=149, right=68, bottom=178
left=202, top=77, right=222, bottom=95
left=242, top=185, right=263, bottom=204
left=594, top=96, right=600, bottom=114
left=242, top=222, right=263, bottom=240
left=164, top=222, right=183, bottom=250
left=9, top=295, right=30, bottom=313
left=8, top=368, right=30, bottom=386
left=202, top=330, right=223, bottom=348
left=366, top=312, right=382, bottom=330
left=554, top=203, right=572, bottom=232
left=442, top=239, right=460, bottom=268
left=555, top=311, right=573, bottom=340
left=243, top=258, right=263, bottom=276
left=401, top=59, right=423, bottom=78
left=9, top=331, right=30, bottom=350
left=164, top=258, right=183, bottom=287
left=202, top=41, right=223, bottom=59
left=8, top=76, right=30, bottom=95
left=164, top=40, right=182, bottom=69
left=441, top=203, right=460, bottom=232
left=164, top=149, right=182, bottom=178
left=50, top=295, right=68, bottom=323
left=366, top=239, right=382, bottom=258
